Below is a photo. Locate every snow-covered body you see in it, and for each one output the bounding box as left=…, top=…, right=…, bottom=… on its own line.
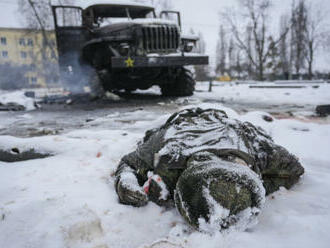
left=115, top=108, right=304, bottom=231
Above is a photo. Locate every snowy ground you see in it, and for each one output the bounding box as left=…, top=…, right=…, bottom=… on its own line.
left=1, top=82, right=330, bottom=248
left=195, top=81, right=330, bottom=111
left=0, top=90, right=37, bottom=111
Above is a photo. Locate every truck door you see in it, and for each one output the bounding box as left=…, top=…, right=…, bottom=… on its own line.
left=52, top=6, right=89, bottom=88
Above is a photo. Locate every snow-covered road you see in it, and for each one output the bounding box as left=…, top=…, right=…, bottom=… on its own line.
left=1, top=82, right=330, bottom=248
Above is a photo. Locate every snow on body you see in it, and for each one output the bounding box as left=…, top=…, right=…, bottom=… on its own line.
left=159, top=109, right=249, bottom=157
left=158, top=108, right=271, bottom=166
left=178, top=154, right=266, bottom=233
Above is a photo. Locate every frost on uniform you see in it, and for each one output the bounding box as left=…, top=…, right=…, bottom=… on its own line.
left=114, top=108, right=305, bottom=231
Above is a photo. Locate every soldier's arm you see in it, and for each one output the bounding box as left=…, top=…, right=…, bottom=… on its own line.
left=115, top=152, right=149, bottom=207
left=115, top=127, right=167, bottom=206
left=240, top=122, right=304, bottom=194
left=260, top=145, right=304, bottom=195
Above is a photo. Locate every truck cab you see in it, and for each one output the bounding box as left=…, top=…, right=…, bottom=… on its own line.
left=52, top=0, right=209, bottom=96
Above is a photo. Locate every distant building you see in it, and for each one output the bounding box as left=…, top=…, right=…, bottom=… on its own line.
left=0, top=27, right=59, bottom=89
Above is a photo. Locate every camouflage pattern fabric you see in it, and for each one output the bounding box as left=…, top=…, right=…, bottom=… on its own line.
left=114, top=108, right=304, bottom=230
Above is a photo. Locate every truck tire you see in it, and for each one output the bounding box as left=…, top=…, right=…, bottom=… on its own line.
left=97, top=69, right=114, bottom=92
left=89, top=69, right=105, bottom=98
left=161, top=68, right=195, bottom=97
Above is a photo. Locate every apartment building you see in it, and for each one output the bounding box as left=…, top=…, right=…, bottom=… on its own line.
left=0, top=27, right=59, bottom=88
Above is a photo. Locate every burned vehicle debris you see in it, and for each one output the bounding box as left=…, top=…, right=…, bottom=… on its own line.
left=0, top=148, right=52, bottom=163
left=51, top=1, right=209, bottom=96
left=115, top=108, right=304, bottom=231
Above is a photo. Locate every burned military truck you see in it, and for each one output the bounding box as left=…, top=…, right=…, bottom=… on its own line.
left=51, top=1, right=209, bottom=96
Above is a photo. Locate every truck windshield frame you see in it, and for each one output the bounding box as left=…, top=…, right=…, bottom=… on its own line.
left=88, top=5, right=156, bottom=19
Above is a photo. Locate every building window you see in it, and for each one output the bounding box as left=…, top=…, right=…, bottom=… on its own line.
left=2, top=51, right=8, bottom=58
left=29, top=51, right=34, bottom=58
left=31, top=77, right=38, bottom=84
left=20, top=51, right=27, bottom=59
left=27, top=39, right=33, bottom=46
left=0, top=37, right=6, bottom=45
left=19, top=38, right=25, bottom=46
left=51, top=51, right=56, bottom=59
left=30, top=64, right=36, bottom=71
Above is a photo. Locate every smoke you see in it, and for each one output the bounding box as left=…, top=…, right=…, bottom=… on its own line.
left=0, top=64, right=32, bottom=90
left=57, top=51, right=100, bottom=95
left=0, top=52, right=100, bottom=98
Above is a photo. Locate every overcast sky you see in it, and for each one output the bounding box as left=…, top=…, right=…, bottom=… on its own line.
left=0, top=0, right=329, bottom=70
left=173, top=0, right=330, bottom=71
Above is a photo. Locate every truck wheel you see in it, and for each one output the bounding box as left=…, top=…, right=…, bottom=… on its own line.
left=161, top=68, right=195, bottom=97
left=95, top=69, right=119, bottom=93
left=89, top=69, right=105, bottom=98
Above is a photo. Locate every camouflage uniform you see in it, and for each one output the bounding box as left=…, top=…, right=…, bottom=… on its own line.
left=115, top=108, right=304, bottom=230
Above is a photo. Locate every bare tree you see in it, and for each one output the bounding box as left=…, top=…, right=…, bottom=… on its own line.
left=216, top=25, right=227, bottom=76
left=279, top=14, right=290, bottom=79
left=223, top=0, right=289, bottom=80
left=245, top=26, right=254, bottom=78
left=304, top=5, right=324, bottom=79
left=288, top=0, right=296, bottom=79
left=24, top=0, right=57, bottom=57
left=19, top=1, right=73, bottom=30
left=194, top=32, right=209, bottom=81
left=234, top=49, right=243, bottom=79
left=135, top=0, right=173, bottom=14
left=323, top=33, right=330, bottom=59
left=18, top=0, right=74, bottom=86
left=18, top=0, right=53, bottom=31
left=291, top=0, right=308, bottom=77
left=267, top=36, right=281, bottom=80
left=227, top=38, right=235, bottom=77
left=153, top=0, right=174, bottom=12
left=18, top=0, right=74, bottom=53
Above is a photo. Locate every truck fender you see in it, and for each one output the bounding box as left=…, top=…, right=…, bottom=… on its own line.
left=81, top=39, right=115, bottom=65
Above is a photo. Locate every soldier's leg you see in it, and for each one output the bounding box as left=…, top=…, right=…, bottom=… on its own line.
left=174, top=152, right=265, bottom=231
left=115, top=162, right=148, bottom=207
left=261, top=145, right=305, bottom=194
